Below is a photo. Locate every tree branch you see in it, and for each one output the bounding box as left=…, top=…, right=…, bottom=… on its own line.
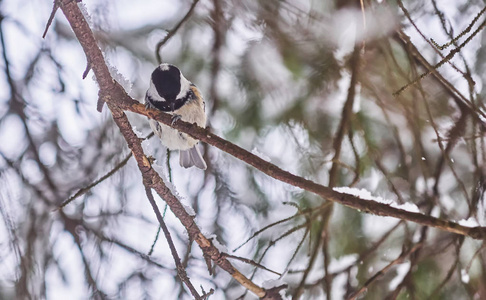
left=155, top=0, right=200, bottom=64
left=58, top=1, right=267, bottom=298
left=123, top=100, right=486, bottom=240
left=144, top=185, right=201, bottom=299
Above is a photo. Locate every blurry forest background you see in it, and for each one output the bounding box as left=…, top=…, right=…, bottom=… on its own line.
left=1, top=0, right=486, bottom=299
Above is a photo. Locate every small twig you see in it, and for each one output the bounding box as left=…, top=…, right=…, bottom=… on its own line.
left=465, top=242, right=486, bottom=271
left=201, top=286, right=215, bottom=300
left=292, top=220, right=324, bottom=299
left=144, top=186, right=202, bottom=300
left=430, top=6, right=486, bottom=50
left=223, top=253, right=282, bottom=276
left=155, top=0, right=200, bottom=64
left=148, top=226, right=161, bottom=256
left=88, top=224, right=170, bottom=269
left=166, top=149, right=173, bottom=182
left=233, top=214, right=295, bottom=252
left=279, top=225, right=310, bottom=278
left=428, top=253, right=460, bottom=298
left=394, top=15, right=486, bottom=96
left=359, top=0, right=366, bottom=50
left=348, top=243, right=423, bottom=300
left=83, top=60, right=91, bottom=79
left=42, top=0, right=60, bottom=38
left=57, top=153, right=132, bottom=210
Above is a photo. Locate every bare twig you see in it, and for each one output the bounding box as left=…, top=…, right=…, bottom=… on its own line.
left=233, top=214, right=296, bottom=252
left=394, top=6, right=486, bottom=97
left=223, top=253, right=282, bottom=276
left=144, top=186, right=201, bottom=299
left=148, top=226, right=161, bottom=256
left=430, top=5, right=486, bottom=50
left=348, top=243, right=423, bottom=300
left=155, top=0, right=200, bottom=64
left=58, top=153, right=132, bottom=210
left=42, top=0, right=60, bottom=38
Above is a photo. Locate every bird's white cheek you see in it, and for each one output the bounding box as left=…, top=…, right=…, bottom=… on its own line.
left=146, top=82, right=166, bottom=104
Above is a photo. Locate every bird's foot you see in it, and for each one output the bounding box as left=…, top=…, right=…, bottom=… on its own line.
left=171, top=114, right=182, bottom=126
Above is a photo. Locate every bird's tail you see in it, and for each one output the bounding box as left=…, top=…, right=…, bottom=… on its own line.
left=179, top=146, right=207, bottom=170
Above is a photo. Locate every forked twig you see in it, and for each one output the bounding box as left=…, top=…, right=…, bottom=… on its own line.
left=57, top=153, right=132, bottom=210
left=155, top=0, right=200, bottom=64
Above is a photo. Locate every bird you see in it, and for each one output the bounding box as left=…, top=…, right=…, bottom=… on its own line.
left=145, top=63, right=207, bottom=170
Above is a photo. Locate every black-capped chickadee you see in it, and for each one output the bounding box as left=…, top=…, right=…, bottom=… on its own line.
left=145, top=63, right=207, bottom=170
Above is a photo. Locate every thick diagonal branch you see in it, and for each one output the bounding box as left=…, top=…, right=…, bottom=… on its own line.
left=57, top=1, right=267, bottom=298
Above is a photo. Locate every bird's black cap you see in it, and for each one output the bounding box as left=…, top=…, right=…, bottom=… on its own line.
left=151, top=64, right=181, bottom=102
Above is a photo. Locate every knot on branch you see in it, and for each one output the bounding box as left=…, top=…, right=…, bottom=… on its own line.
left=261, top=285, right=287, bottom=300
left=469, top=227, right=486, bottom=240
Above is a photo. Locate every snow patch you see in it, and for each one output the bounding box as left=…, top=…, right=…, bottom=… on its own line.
left=106, top=61, right=132, bottom=93
left=141, top=139, right=155, bottom=156
left=430, top=205, right=441, bottom=218
left=262, top=279, right=287, bottom=289
left=205, top=234, right=228, bottom=253
left=132, top=126, right=144, bottom=138
left=77, top=2, right=92, bottom=26
left=389, top=261, right=410, bottom=290
left=458, top=217, right=479, bottom=228
left=393, top=202, right=420, bottom=213
left=333, top=187, right=420, bottom=213
left=328, top=254, right=359, bottom=273
left=461, top=269, right=470, bottom=283
left=182, top=204, right=195, bottom=217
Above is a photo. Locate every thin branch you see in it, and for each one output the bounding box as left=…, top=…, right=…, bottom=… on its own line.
left=144, top=186, right=201, bottom=299
left=318, top=44, right=361, bottom=300
left=223, top=253, right=282, bottom=276
left=292, top=221, right=324, bottom=299
left=148, top=226, right=161, bottom=256
left=430, top=5, right=486, bottom=50
left=42, top=0, right=60, bottom=38
left=348, top=243, right=423, bottom=300
left=87, top=225, right=170, bottom=269
left=233, top=214, right=296, bottom=252
left=155, top=0, right=200, bottom=64
left=280, top=225, right=310, bottom=278
left=58, top=153, right=132, bottom=210
left=122, top=100, right=486, bottom=240
left=394, top=10, right=486, bottom=96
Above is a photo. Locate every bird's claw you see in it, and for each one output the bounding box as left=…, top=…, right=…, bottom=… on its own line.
left=171, top=114, right=182, bottom=126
